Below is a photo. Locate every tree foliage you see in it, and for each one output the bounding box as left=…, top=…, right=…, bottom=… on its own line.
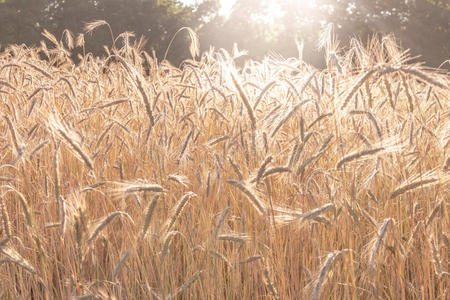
left=0, top=0, right=448, bottom=67
left=0, top=0, right=216, bottom=64
left=199, top=0, right=449, bottom=67
left=318, top=0, right=450, bottom=67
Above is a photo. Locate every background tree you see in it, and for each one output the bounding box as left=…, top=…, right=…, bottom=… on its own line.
left=0, top=0, right=448, bottom=68
left=318, top=0, right=449, bottom=67
left=0, top=0, right=52, bottom=46
left=199, top=0, right=449, bottom=68
left=46, top=0, right=210, bottom=63
left=0, top=0, right=216, bottom=65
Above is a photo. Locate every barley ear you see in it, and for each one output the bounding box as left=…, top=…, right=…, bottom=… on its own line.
left=163, top=192, right=197, bottom=235
left=368, top=218, right=392, bottom=273
left=113, top=247, right=132, bottom=282
left=311, top=250, right=345, bottom=300
left=141, top=194, right=159, bottom=240
left=231, top=72, right=256, bottom=129
left=86, top=211, right=133, bottom=245
left=213, top=206, right=230, bottom=239
left=168, top=270, right=204, bottom=299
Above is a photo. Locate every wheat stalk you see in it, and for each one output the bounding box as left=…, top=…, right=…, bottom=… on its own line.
left=53, top=142, right=61, bottom=201
left=252, top=155, right=273, bottom=184
left=311, top=250, right=345, bottom=300
left=228, top=157, right=244, bottom=181
left=378, top=65, right=447, bottom=89
left=163, top=27, right=199, bottom=61
left=405, top=221, right=423, bottom=257
left=124, top=183, right=164, bottom=193
left=213, top=206, right=230, bottom=239
left=59, top=196, right=66, bottom=235
left=253, top=81, right=278, bottom=110
left=0, top=198, right=11, bottom=238
left=56, top=127, right=94, bottom=170
left=3, top=114, right=23, bottom=156
left=231, top=72, right=256, bottom=129
left=298, top=203, right=335, bottom=222
left=5, top=187, right=34, bottom=228
left=307, top=113, right=332, bottom=130
left=178, top=129, right=193, bottom=163
left=341, top=69, right=375, bottom=110
left=336, top=147, right=384, bottom=169
left=368, top=218, right=392, bottom=273
left=428, top=235, right=443, bottom=277
left=217, top=234, right=251, bottom=243
left=262, top=166, right=291, bottom=178
left=425, top=199, right=444, bottom=228
left=23, top=61, right=53, bottom=79
left=208, top=135, right=230, bottom=146
left=349, top=110, right=382, bottom=138
left=167, top=270, right=203, bottom=300
left=390, top=178, right=437, bottom=199
left=226, top=180, right=266, bottom=216
left=296, top=134, right=333, bottom=177
left=271, top=103, right=301, bottom=137
left=261, top=256, right=280, bottom=300
left=160, top=230, right=179, bottom=263
left=28, top=139, right=49, bottom=160
left=84, top=20, right=115, bottom=49
left=135, top=75, right=155, bottom=126
left=112, top=247, right=132, bottom=282
left=1, top=247, right=38, bottom=275
left=86, top=211, right=133, bottom=245
left=240, top=255, right=262, bottom=264
left=141, top=195, right=159, bottom=239
left=163, top=192, right=197, bottom=235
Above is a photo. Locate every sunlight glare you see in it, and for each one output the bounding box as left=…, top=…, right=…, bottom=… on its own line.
left=181, top=0, right=236, bottom=16
left=182, top=0, right=316, bottom=18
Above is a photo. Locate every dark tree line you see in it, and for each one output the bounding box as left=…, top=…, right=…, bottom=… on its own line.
left=0, top=0, right=448, bottom=68
left=0, top=0, right=218, bottom=63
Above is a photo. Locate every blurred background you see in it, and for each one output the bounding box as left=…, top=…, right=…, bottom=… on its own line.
left=0, top=0, right=448, bottom=68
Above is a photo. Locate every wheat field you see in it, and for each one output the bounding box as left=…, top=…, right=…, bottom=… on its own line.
left=0, top=26, right=449, bottom=299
